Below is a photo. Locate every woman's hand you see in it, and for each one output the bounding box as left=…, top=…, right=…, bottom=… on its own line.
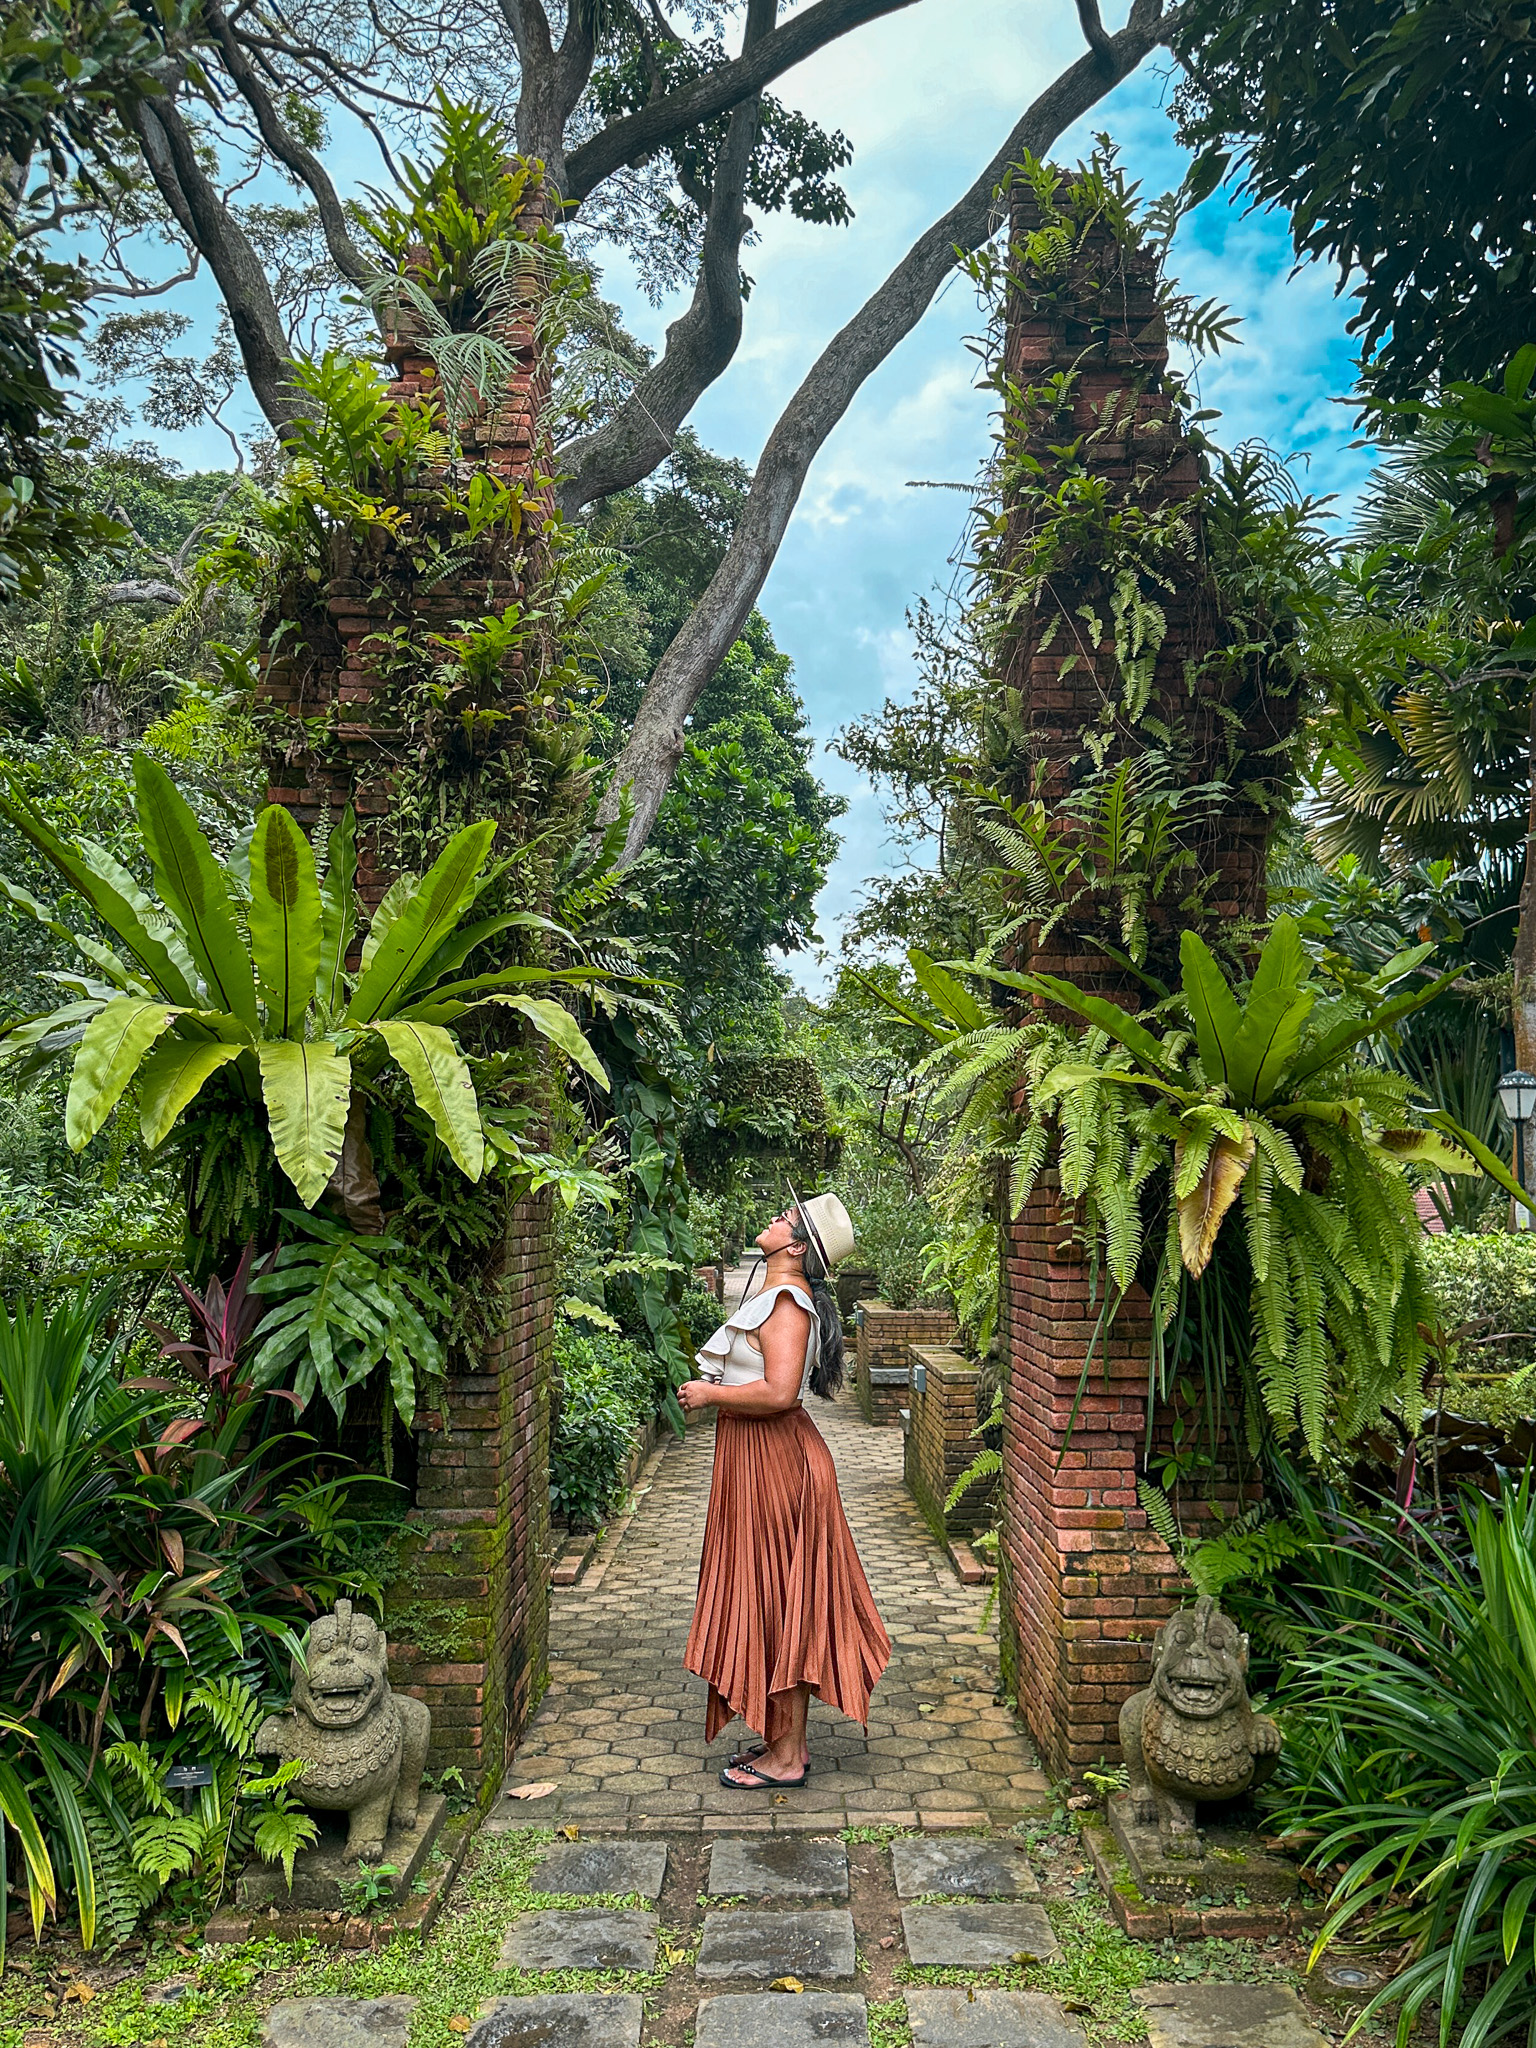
left=677, top=1379, right=717, bottom=1415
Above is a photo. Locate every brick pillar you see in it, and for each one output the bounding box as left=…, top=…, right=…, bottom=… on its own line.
left=996, top=195, right=1283, bottom=1778
left=255, top=208, right=557, bottom=1796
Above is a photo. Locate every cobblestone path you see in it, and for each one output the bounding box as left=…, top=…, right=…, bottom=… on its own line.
left=499, top=1388, right=1050, bottom=1831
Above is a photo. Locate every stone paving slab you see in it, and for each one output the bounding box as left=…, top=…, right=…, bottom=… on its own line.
left=1134, top=1984, right=1329, bottom=2047
left=906, top=1987, right=1088, bottom=2047
left=532, top=1839, right=668, bottom=1900
left=891, top=1837, right=1041, bottom=1899
left=696, top=1908, right=857, bottom=1982
left=496, top=1909, right=658, bottom=1973
left=466, top=1996, right=644, bottom=2048
left=707, top=1836, right=850, bottom=1898
left=694, top=1992, right=869, bottom=2046
left=261, top=1999, right=416, bottom=2048
left=901, top=1902, right=1059, bottom=1967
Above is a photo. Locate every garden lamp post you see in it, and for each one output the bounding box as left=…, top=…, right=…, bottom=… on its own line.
left=1497, top=1069, right=1536, bottom=1230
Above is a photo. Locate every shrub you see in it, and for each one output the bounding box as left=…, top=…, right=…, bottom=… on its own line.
left=1422, top=1229, right=1536, bottom=1373
left=550, top=1322, right=658, bottom=1529
left=1269, top=1478, right=1536, bottom=2045
left=850, top=1185, right=945, bottom=1309
left=0, top=1286, right=369, bottom=1954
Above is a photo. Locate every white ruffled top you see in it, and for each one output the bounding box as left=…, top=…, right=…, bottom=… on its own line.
left=695, top=1282, right=818, bottom=1393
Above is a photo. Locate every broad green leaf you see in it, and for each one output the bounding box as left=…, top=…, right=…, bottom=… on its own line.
left=316, top=809, right=358, bottom=1014
left=345, top=820, right=497, bottom=1022
left=1226, top=988, right=1315, bottom=1107
left=486, top=995, right=609, bottom=1088
left=1374, top=1127, right=1479, bottom=1175
left=1248, top=914, right=1310, bottom=1001
left=0, top=787, right=198, bottom=1002
left=1179, top=930, right=1245, bottom=1086
left=404, top=911, right=556, bottom=997
left=844, top=964, right=956, bottom=1042
left=138, top=1035, right=246, bottom=1148
left=249, top=805, right=321, bottom=1038
left=65, top=998, right=178, bottom=1150
left=1288, top=967, right=1463, bottom=1087
left=33, top=1755, right=95, bottom=1951
left=358, top=871, right=414, bottom=973
left=133, top=757, right=257, bottom=1027
left=990, top=967, right=1178, bottom=1077
left=368, top=1018, right=484, bottom=1180
left=256, top=1041, right=351, bottom=1206
left=1425, top=1111, right=1536, bottom=1216
left=0, top=1754, right=57, bottom=1920
left=911, top=949, right=988, bottom=1032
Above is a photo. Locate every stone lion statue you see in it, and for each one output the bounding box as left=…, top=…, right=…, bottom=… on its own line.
left=256, top=1599, right=431, bottom=1863
left=1119, top=1595, right=1281, bottom=1861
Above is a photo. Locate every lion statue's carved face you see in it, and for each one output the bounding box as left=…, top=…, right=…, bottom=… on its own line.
left=293, top=1600, right=390, bottom=1730
left=1149, top=1596, right=1249, bottom=1721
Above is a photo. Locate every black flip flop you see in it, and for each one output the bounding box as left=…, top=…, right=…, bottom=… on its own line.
left=718, top=1758, right=809, bottom=1789
left=729, top=1743, right=810, bottom=1777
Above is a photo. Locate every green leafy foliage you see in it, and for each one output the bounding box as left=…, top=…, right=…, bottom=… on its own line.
left=1270, top=1478, right=1536, bottom=2046
left=549, top=1319, right=658, bottom=1530
left=0, top=755, right=612, bottom=1216
left=249, top=1209, right=448, bottom=1432
left=0, top=1285, right=381, bottom=1952
left=1173, top=0, right=1536, bottom=401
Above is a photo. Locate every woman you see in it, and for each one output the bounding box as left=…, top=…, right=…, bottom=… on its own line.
left=678, top=1190, right=891, bottom=1788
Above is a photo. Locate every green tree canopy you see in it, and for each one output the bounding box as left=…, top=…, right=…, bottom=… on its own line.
left=1173, top=0, right=1536, bottom=402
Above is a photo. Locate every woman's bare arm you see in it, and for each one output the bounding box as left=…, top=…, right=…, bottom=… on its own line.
left=676, top=1295, right=809, bottom=1417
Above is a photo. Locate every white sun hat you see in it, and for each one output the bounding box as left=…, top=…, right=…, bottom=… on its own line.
left=786, top=1185, right=856, bottom=1273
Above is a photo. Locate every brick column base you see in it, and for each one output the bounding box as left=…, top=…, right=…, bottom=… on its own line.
left=389, top=1187, right=554, bottom=1800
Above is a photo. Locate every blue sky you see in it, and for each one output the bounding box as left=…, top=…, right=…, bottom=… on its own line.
left=98, top=3, right=1374, bottom=987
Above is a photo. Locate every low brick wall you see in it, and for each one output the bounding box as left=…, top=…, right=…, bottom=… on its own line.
left=854, top=1300, right=958, bottom=1426
left=389, top=1186, right=555, bottom=1802
left=904, top=1345, right=995, bottom=1537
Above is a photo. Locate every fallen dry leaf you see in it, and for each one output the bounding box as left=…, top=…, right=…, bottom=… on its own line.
left=505, top=1781, right=557, bottom=1800
left=879, top=1935, right=895, bottom=1950
left=770, top=1977, right=803, bottom=1994
left=558, top=1824, right=580, bottom=1841
left=63, top=1983, right=94, bottom=2004
left=447, top=2018, right=473, bottom=2034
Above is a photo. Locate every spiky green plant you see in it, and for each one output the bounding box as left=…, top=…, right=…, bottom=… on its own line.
left=0, top=754, right=609, bottom=1210
left=893, top=917, right=1524, bottom=1455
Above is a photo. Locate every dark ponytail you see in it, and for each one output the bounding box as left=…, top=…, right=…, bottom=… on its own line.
left=795, top=1234, right=845, bottom=1399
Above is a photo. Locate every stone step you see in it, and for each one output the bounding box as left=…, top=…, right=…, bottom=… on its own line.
left=907, top=1987, right=1088, bottom=2047
left=891, top=1837, right=1041, bottom=1900
left=497, top=1908, right=658, bottom=1973
left=468, top=1995, right=644, bottom=2048
left=696, top=1908, right=857, bottom=1983
left=901, top=1902, right=1059, bottom=1968
left=532, top=1839, right=668, bottom=1901
left=261, top=1999, right=415, bottom=2048
left=694, top=1992, right=868, bottom=2046
left=1134, top=1984, right=1330, bottom=2047
left=707, top=1836, right=849, bottom=1899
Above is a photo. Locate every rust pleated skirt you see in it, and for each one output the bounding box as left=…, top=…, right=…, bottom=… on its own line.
left=685, top=1405, right=891, bottom=1744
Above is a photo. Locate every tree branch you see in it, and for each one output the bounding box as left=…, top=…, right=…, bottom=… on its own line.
left=126, top=88, right=300, bottom=432
left=1075, top=0, right=1117, bottom=69
left=564, top=0, right=922, bottom=203
left=204, top=3, right=374, bottom=287
left=600, top=1, right=1183, bottom=860
left=556, top=0, right=776, bottom=514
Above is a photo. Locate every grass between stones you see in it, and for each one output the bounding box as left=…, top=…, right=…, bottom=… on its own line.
left=0, top=1830, right=689, bottom=2048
